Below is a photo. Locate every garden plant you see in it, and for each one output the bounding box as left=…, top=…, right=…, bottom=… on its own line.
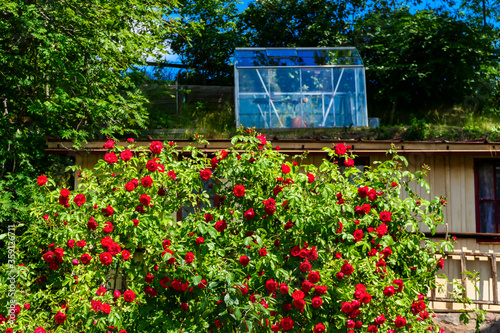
left=1, top=128, right=454, bottom=332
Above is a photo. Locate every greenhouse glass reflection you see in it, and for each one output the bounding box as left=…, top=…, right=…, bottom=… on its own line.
left=234, top=47, right=368, bottom=128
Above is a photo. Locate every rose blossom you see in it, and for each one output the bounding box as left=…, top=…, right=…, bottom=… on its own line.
left=141, top=176, right=153, bottom=187
left=214, top=220, right=227, bottom=232
left=120, top=149, right=133, bottom=161
left=73, top=193, right=86, bottom=207
left=81, top=253, right=91, bottom=264
left=37, top=175, right=48, bottom=186
left=383, top=286, right=395, bottom=297
left=149, top=141, right=163, bottom=154
left=335, top=143, right=347, bottom=155
left=233, top=184, right=245, bottom=197
left=280, top=317, right=294, bottom=331
left=185, top=252, right=194, bottom=264
left=244, top=208, right=255, bottom=220
left=200, top=169, right=212, bottom=180
left=99, top=252, right=113, bottom=265
left=104, top=152, right=118, bottom=164
left=395, top=315, right=407, bottom=328
left=122, top=250, right=131, bottom=260
left=311, top=296, right=323, bottom=308
left=308, top=271, right=320, bottom=283
left=54, top=311, right=66, bottom=324
left=123, top=290, right=136, bottom=302
left=239, top=255, right=250, bottom=266
left=379, top=211, right=392, bottom=222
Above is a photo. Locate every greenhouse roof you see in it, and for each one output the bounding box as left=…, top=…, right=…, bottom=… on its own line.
left=234, top=47, right=364, bottom=68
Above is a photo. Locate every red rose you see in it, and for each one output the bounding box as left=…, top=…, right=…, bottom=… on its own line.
left=37, top=175, right=48, bottom=186
left=204, top=213, right=213, bottom=222
left=353, top=229, right=363, bottom=242
left=103, top=221, right=113, bottom=233
left=239, top=255, right=250, bottom=266
left=437, top=258, right=444, bottom=269
left=214, top=220, right=227, bottom=232
left=103, top=140, right=114, bottom=149
left=383, top=286, right=395, bottom=297
left=200, top=169, right=212, bottom=180
left=313, top=323, right=326, bottom=333
left=141, top=176, right=153, bottom=187
left=283, top=303, right=292, bottom=311
left=381, top=246, right=392, bottom=258
left=307, top=247, right=318, bottom=260
left=149, top=141, right=163, bottom=154
left=271, top=324, right=280, bottom=332
left=341, top=261, right=354, bottom=275
left=376, top=223, right=388, bottom=238
left=280, top=317, right=294, bottom=331
left=167, top=170, right=176, bottom=180
left=281, top=164, right=291, bottom=174
left=265, top=279, right=278, bottom=292
left=43, top=251, right=55, bottom=263
left=123, top=290, right=136, bottom=302
left=292, top=290, right=305, bottom=300
left=132, top=219, right=139, bottom=227
left=180, top=302, right=189, bottom=311
left=262, top=198, right=276, bottom=215
left=87, top=218, right=98, bottom=230
left=54, top=311, right=66, bottom=324
left=108, top=243, right=121, bottom=255
left=311, top=296, right=323, bottom=308
left=163, top=239, right=171, bottom=248
left=145, top=272, right=154, bottom=283
left=59, top=195, right=69, bottom=207
left=125, top=181, right=136, bottom=192
left=120, top=149, right=133, bottom=161
left=97, top=286, right=107, bottom=296
left=114, top=290, right=121, bottom=298
left=358, top=186, right=369, bottom=198
left=67, top=239, right=75, bottom=248
left=256, top=134, right=267, bottom=146
left=91, top=299, right=101, bottom=311
left=393, top=279, right=404, bottom=292
left=102, top=205, right=114, bottom=217
left=73, top=193, right=86, bottom=207
left=307, top=271, right=320, bottom=283
left=395, top=315, right=407, bottom=328
left=279, top=283, right=289, bottom=295
left=211, top=157, right=219, bottom=169
left=100, top=303, right=111, bottom=314
left=139, top=194, right=151, bottom=206
left=198, top=279, right=207, bottom=289
left=345, top=158, right=355, bottom=167
left=77, top=240, right=86, bottom=248
left=259, top=248, right=268, bottom=256
left=341, top=302, right=353, bottom=313
left=379, top=211, right=392, bottom=222
left=60, top=188, right=70, bottom=197
left=335, top=143, right=347, bottom=155
left=233, top=184, right=245, bottom=197
left=122, top=250, right=131, bottom=260
left=99, top=252, right=113, bottom=265
left=104, top=152, right=118, bottom=164
left=293, top=299, right=305, bottom=309
left=302, top=280, right=314, bottom=292
left=146, top=160, right=157, bottom=172
left=360, top=292, right=372, bottom=304
left=195, top=237, right=204, bottom=246
left=299, top=260, right=312, bottom=272
left=185, top=252, right=194, bottom=264
left=243, top=208, right=255, bottom=220
left=367, top=325, right=378, bottom=332
left=375, top=314, right=386, bottom=325
left=307, top=173, right=315, bottom=183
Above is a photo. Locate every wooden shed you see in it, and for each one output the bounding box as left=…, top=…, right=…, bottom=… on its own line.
left=46, top=137, right=500, bottom=317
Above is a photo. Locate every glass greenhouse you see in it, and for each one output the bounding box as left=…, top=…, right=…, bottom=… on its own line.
left=234, top=47, right=368, bottom=129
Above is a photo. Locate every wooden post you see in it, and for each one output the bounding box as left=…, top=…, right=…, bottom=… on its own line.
left=460, top=252, right=467, bottom=298
left=491, top=254, right=498, bottom=305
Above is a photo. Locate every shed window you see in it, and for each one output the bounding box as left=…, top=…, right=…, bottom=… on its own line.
left=475, top=159, right=500, bottom=233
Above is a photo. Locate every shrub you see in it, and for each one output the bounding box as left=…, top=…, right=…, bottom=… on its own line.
left=1, top=128, right=452, bottom=332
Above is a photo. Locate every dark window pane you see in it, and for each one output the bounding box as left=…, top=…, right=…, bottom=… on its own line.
left=496, top=166, right=500, bottom=198
left=478, top=162, right=495, bottom=199
left=480, top=201, right=496, bottom=233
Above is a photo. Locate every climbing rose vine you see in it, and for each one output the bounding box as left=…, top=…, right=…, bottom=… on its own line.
left=1, top=128, right=451, bottom=332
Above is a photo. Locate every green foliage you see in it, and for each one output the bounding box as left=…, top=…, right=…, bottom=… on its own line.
left=238, top=0, right=362, bottom=47
left=0, top=129, right=465, bottom=332
left=167, top=0, right=242, bottom=85
left=349, top=8, right=499, bottom=122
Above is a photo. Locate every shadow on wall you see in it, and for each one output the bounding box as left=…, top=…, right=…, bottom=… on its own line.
left=433, top=313, right=500, bottom=333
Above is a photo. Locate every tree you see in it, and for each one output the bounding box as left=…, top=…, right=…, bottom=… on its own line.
left=349, top=8, right=499, bottom=122
left=1, top=130, right=465, bottom=332
left=238, top=0, right=365, bottom=47
left=167, top=0, right=242, bottom=85
left=0, top=0, right=185, bottom=255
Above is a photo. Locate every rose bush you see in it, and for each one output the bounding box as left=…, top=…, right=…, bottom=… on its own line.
left=0, top=128, right=453, bottom=332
